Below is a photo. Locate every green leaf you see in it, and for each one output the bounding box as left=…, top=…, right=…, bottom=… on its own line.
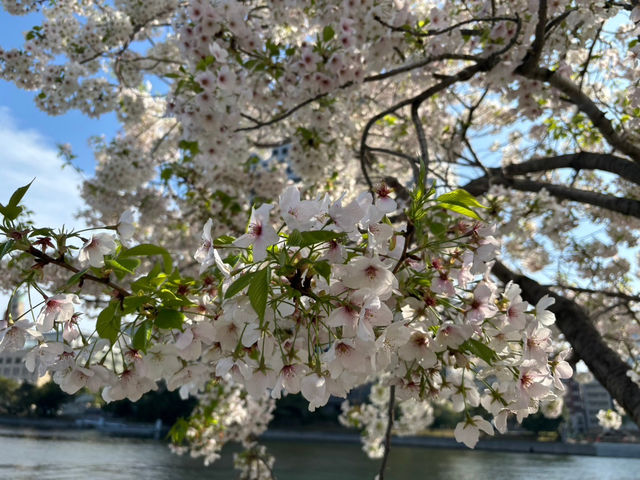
left=105, top=258, right=136, bottom=275
left=214, top=235, right=235, bottom=246
left=178, top=139, right=200, bottom=156
left=155, top=308, right=185, bottom=330
left=266, top=39, right=279, bottom=56
left=313, top=260, right=331, bottom=284
left=64, top=268, right=89, bottom=288
left=287, top=229, right=303, bottom=246
left=169, top=417, right=190, bottom=444
left=0, top=180, right=34, bottom=221
left=437, top=189, right=488, bottom=209
left=117, top=257, right=141, bottom=273
left=122, top=294, right=153, bottom=314
left=438, top=203, right=482, bottom=221
left=195, top=55, right=215, bottom=71
left=287, top=230, right=343, bottom=248
left=0, top=240, right=15, bottom=261
left=158, top=288, right=195, bottom=308
left=225, top=271, right=256, bottom=299
left=429, top=222, right=447, bottom=236
left=132, top=321, right=153, bottom=352
left=322, top=25, right=335, bottom=42
left=30, top=228, right=54, bottom=237
left=96, top=301, right=121, bottom=344
left=8, top=180, right=34, bottom=210
left=247, top=267, right=270, bottom=322
left=120, top=244, right=173, bottom=273
left=460, top=338, right=498, bottom=365
left=0, top=204, right=22, bottom=221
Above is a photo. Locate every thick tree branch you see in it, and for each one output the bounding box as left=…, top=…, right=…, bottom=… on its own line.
left=517, top=0, right=547, bottom=73
left=510, top=2, right=640, bottom=163
left=546, top=284, right=640, bottom=303
left=544, top=8, right=578, bottom=35
left=491, top=260, right=640, bottom=427
left=497, top=152, right=640, bottom=186
left=519, top=67, right=640, bottom=162
left=465, top=173, right=640, bottom=219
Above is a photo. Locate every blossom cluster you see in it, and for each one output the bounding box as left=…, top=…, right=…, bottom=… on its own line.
left=339, top=378, right=434, bottom=458
left=1, top=181, right=571, bottom=455
left=169, top=380, right=275, bottom=472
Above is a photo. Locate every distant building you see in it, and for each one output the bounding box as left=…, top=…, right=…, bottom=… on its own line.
left=0, top=349, right=41, bottom=384
left=565, top=377, right=614, bottom=433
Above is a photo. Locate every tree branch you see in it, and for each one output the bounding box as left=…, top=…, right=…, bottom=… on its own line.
left=465, top=173, right=640, bottom=219
left=235, top=53, right=483, bottom=133
left=545, top=284, right=640, bottom=303
left=519, top=67, right=640, bottom=162
left=516, top=0, right=548, bottom=73
left=358, top=16, right=521, bottom=188
left=28, top=247, right=131, bottom=298
left=410, top=101, right=429, bottom=174
left=378, top=385, right=396, bottom=480
left=374, top=14, right=518, bottom=38
left=360, top=61, right=491, bottom=189
left=498, top=152, right=640, bottom=186
left=367, top=147, right=420, bottom=181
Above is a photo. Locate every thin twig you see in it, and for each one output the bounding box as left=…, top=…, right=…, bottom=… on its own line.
left=28, top=247, right=131, bottom=298
left=378, top=385, right=396, bottom=480
left=411, top=102, right=429, bottom=175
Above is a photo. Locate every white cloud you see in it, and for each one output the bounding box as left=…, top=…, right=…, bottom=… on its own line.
left=0, top=107, right=87, bottom=315
left=0, top=106, right=86, bottom=230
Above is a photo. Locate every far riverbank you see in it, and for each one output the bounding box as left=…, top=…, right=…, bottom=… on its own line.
left=1, top=416, right=638, bottom=459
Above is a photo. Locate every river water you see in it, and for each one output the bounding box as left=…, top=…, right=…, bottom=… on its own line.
left=1, top=427, right=639, bottom=480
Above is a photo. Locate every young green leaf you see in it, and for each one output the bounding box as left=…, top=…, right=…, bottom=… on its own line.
left=155, top=308, right=185, bottom=330
left=287, top=230, right=343, bottom=248
left=247, top=267, right=270, bottom=322
left=225, top=270, right=256, bottom=299
left=0, top=240, right=15, bottom=261
left=438, top=203, right=482, bottom=221
left=0, top=180, right=35, bottom=221
left=120, top=244, right=173, bottom=273
left=7, top=180, right=34, bottom=209
left=96, top=301, right=121, bottom=344
left=214, top=235, right=236, bottom=246
left=313, top=260, right=332, bottom=284
left=122, top=294, right=153, bottom=314
left=322, top=25, right=335, bottom=42
left=460, top=338, right=498, bottom=365
left=132, top=320, right=153, bottom=352
left=63, top=268, right=89, bottom=288
left=105, top=258, right=136, bottom=275
left=437, top=189, right=488, bottom=209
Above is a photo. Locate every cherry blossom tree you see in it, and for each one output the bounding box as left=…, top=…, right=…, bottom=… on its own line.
left=2, top=0, right=640, bottom=478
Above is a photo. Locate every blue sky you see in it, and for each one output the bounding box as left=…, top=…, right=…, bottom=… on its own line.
left=0, top=8, right=119, bottom=209
left=0, top=10, right=120, bottom=312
